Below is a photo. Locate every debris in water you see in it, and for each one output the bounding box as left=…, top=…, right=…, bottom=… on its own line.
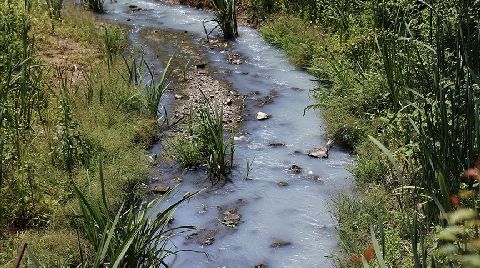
left=288, top=165, right=303, bottom=174
left=198, top=204, right=208, bottom=214
left=227, top=53, right=243, bottom=65
left=270, top=240, right=292, bottom=248
left=255, top=96, right=274, bottom=107
left=268, top=142, right=285, bottom=147
left=304, top=174, right=325, bottom=183
left=128, top=5, right=142, bottom=12
left=234, top=135, right=246, bottom=141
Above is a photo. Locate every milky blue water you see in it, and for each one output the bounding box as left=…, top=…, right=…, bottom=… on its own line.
left=101, top=1, right=353, bottom=267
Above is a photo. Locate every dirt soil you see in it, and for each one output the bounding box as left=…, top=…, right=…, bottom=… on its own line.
left=37, top=34, right=102, bottom=85
left=140, top=28, right=245, bottom=134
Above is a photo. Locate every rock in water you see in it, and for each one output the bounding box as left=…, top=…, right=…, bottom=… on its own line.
left=308, top=146, right=329, bottom=158
left=256, top=112, right=270, bottom=120
left=195, top=63, right=207, bottom=69
left=148, top=183, right=171, bottom=194
left=288, top=165, right=303, bottom=174
left=174, top=94, right=183, bottom=100
left=222, top=208, right=241, bottom=226
left=201, top=237, right=214, bottom=246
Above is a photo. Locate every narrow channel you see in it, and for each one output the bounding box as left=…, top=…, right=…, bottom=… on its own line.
left=102, top=1, right=353, bottom=267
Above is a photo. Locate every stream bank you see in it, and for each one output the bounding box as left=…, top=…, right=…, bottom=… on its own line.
left=102, top=1, right=353, bottom=267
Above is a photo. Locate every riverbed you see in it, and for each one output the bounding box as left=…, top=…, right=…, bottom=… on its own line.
left=101, top=1, right=353, bottom=267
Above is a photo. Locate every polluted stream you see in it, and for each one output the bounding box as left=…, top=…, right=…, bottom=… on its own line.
left=101, top=1, right=354, bottom=267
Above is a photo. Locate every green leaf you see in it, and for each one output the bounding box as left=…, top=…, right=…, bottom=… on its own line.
left=370, top=226, right=388, bottom=268
left=369, top=135, right=404, bottom=184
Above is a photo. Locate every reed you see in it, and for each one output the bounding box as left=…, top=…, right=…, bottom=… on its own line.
left=170, top=93, right=235, bottom=181
left=195, top=92, right=234, bottom=181
left=145, top=57, right=173, bottom=119
left=103, top=26, right=124, bottom=70
left=211, top=0, right=238, bottom=39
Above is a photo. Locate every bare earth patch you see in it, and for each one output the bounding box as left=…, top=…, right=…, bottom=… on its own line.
left=37, top=35, right=102, bottom=84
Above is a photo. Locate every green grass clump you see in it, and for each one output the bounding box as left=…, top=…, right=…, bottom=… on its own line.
left=73, top=161, right=196, bottom=267
left=169, top=97, right=234, bottom=182
left=169, top=137, right=203, bottom=169
left=211, top=0, right=238, bottom=39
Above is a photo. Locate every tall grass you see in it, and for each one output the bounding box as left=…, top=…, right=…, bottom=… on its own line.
left=45, top=0, right=62, bottom=32
left=211, top=0, right=238, bottom=39
left=0, top=0, right=47, bottom=229
left=74, top=156, right=197, bottom=267
left=53, top=70, right=93, bottom=178
left=103, top=26, right=124, bottom=70
left=169, top=94, right=235, bottom=181
left=145, top=57, right=173, bottom=120
left=355, top=1, right=480, bottom=265
left=193, top=93, right=234, bottom=181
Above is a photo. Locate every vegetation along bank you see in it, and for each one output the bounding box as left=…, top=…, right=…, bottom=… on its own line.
left=2, top=0, right=480, bottom=267
left=255, top=0, right=480, bottom=267
left=0, top=0, right=201, bottom=266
